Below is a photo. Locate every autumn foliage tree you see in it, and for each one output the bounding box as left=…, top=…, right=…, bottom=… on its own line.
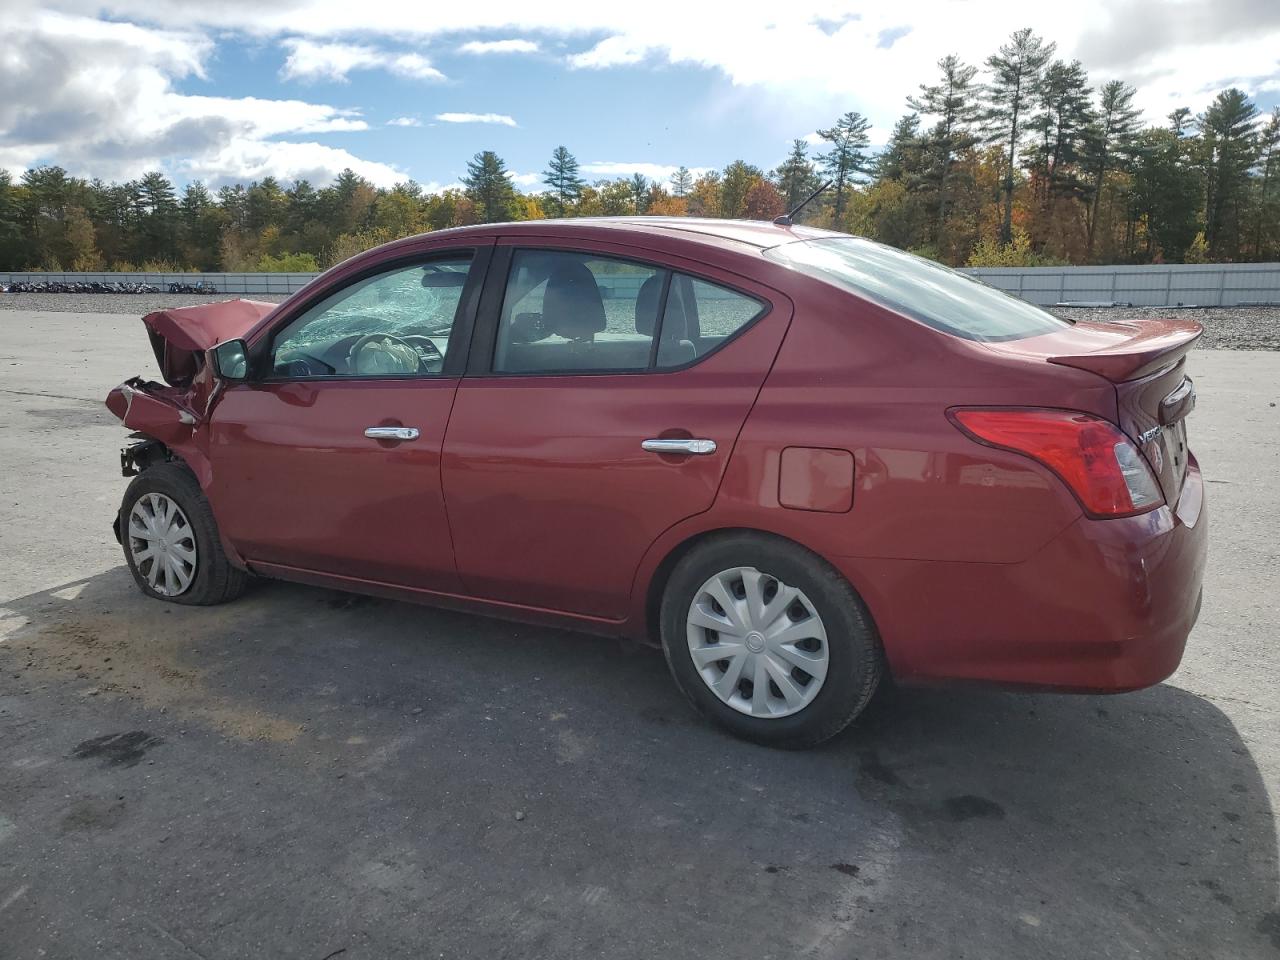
left=3, top=33, right=1278, bottom=273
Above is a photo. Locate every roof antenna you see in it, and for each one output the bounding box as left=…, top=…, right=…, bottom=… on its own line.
left=773, top=180, right=833, bottom=227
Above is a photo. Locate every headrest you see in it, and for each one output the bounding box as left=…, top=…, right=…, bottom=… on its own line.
left=636, top=273, right=692, bottom=340
left=544, top=260, right=605, bottom=339
left=635, top=274, right=663, bottom=335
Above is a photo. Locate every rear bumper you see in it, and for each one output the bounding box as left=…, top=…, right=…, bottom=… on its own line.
left=836, top=456, right=1208, bottom=692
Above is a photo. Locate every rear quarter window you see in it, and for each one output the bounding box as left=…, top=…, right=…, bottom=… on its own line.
left=763, top=237, right=1068, bottom=342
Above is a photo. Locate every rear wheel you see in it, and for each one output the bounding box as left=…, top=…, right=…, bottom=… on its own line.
left=660, top=533, right=882, bottom=749
left=120, top=463, right=248, bottom=605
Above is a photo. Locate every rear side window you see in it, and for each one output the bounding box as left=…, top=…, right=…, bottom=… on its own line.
left=656, top=276, right=763, bottom=369
left=764, top=237, right=1067, bottom=342
left=493, top=249, right=765, bottom=374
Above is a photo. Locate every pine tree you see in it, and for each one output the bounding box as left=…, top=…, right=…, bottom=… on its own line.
left=983, top=28, right=1055, bottom=244
left=1026, top=60, right=1094, bottom=211
left=0, top=170, right=24, bottom=270
left=816, top=112, right=873, bottom=226
left=1130, top=128, right=1202, bottom=261
left=1252, top=108, right=1280, bottom=258
left=669, top=166, right=694, bottom=198
left=1084, top=80, right=1142, bottom=259
left=774, top=139, right=817, bottom=210
left=463, top=151, right=516, bottom=223
left=907, top=55, right=980, bottom=239
left=628, top=173, right=649, bottom=214
left=542, top=146, right=584, bottom=215
left=1198, top=88, right=1260, bottom=259
left=179, top=182, right=224, bottom=270
left=876, top=114, right=924, bottom=181
left=132, top=171, right=178, bottom=264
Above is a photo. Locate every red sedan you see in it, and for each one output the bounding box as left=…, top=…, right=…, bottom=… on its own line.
left=106, top=219, right=1207, bottom=747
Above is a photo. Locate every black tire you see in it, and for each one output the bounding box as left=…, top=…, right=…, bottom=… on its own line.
left=119, top=462, right=249, bottom=606
left=660, top=532, right=883, bottom=749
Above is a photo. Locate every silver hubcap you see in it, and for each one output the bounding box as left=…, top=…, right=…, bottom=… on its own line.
left=128, top=493, right=197, bottom=597
left=686, top=566, right=829, bottom=719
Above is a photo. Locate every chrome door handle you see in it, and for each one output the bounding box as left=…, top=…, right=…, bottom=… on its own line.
left=642, top=438, right=717, bottom=456
left=364, top=426, right=420, bottom=441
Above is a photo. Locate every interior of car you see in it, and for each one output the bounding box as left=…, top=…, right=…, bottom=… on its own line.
left=495, top=253, right=703, bottom=373
left=270, top=260, right=468, bottom=377
left=266, top=250, right=762, bottom=379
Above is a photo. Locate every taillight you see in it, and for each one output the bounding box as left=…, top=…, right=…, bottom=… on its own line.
left=950, top=408, right=1164, bottom=518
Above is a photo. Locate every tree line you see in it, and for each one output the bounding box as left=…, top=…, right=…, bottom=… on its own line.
left=1, top=27, right=1277, bottom=273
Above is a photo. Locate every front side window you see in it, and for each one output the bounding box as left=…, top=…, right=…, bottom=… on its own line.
left=271, top=255, right=473, bottom=378
left=763, top=237, right=1068, bottom=342
left=493, top=249, right=765, bottom=374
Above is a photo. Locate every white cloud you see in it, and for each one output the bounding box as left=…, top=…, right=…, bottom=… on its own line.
left=183, top=140, right=403, bottom=189
left=170, top=95, right=368, bottom=135
left=0, top=10, right=396, bottom=186
left=458, top=38, right=539, bottom=55
left=7, top=1, right=1280, bottom=187
left=567, top=36, right=647, bottom=70
left=280, top=38, right=445, bottom=83
left=387, top=116, right=422, bottom=127
left=19, top=1, right=1276, bottom=138
left=509, top=171, right=541, bottom=186
left=434, top=112, right=518, bottom=126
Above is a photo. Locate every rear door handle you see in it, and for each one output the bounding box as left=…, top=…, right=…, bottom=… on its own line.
left=364, top=426, right=420, bottom=441
left=642, top=438, right=717, bottom=456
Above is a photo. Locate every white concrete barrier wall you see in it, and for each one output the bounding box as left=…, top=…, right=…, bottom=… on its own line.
left=3, top=263, right=1279, bottom=306
left=960, top=263, right=1280, bottom=307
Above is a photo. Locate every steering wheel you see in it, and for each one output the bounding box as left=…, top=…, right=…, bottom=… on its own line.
left=347, top=333, right=430, bottom=376
left=401, top=335, right=445, bottom=373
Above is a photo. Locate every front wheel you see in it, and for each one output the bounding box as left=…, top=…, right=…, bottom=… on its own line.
left=119, top=462, right=249, bottom=605
left=660, top=534, right=883, bottom=749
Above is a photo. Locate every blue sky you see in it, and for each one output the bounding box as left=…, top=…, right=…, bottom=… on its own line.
left=3, top=1, right=1279, bottom=191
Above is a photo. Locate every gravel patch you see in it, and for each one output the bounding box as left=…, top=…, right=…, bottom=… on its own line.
left=0, top=292, right=290, bottom=315
left=2, top=293, right=1277, bottom=350
left=1047, top=305, right=1280, bottom=351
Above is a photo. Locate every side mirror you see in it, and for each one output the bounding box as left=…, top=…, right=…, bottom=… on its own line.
left=211, top=339, right=250, bottom=381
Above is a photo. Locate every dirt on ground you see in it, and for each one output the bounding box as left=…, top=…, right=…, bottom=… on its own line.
left=9, top=598, right=302, bottom=743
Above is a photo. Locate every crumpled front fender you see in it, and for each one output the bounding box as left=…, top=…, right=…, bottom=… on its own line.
left=104, top=379, right=214, bottom=489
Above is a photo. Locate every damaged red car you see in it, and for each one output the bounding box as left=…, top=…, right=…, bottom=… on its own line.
left=106, top=219, right=1208, bottom=747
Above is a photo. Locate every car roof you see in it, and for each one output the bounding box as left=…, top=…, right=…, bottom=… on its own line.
left=392, top=217, right=845, bottom=254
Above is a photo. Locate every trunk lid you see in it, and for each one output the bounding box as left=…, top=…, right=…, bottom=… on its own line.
left=142, top=299, right=277, bottom=387
left=992, top=317, right=1202, bottom=507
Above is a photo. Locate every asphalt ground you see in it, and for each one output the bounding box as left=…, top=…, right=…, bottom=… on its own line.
left=1, top=309, right=1278, bottom=959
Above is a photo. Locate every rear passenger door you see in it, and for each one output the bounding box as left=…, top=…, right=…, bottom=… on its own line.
left=440, top=237, right=792, bottom=621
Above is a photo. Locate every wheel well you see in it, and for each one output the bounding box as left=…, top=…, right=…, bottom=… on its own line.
left=643, top=527, right=836, bottom=645
left=121, top=435, right=184, bottom=477
left=115, top=441, right=196, bottom=543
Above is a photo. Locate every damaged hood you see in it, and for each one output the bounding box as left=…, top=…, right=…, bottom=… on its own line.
left=142, top=299, right=277, bottom=386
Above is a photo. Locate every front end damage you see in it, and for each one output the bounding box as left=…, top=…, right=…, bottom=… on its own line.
left=104, top=299, right=278, bottom=542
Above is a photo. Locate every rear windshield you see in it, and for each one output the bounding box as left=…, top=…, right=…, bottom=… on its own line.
left=763, top=237, right=1068, bottom=342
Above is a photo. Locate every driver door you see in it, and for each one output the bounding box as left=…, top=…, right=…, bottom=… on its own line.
left=207, top=244, right=491, bottom=592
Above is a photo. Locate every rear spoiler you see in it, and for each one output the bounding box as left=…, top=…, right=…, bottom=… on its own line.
left=1046, top=319, right=1203, bottom=382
